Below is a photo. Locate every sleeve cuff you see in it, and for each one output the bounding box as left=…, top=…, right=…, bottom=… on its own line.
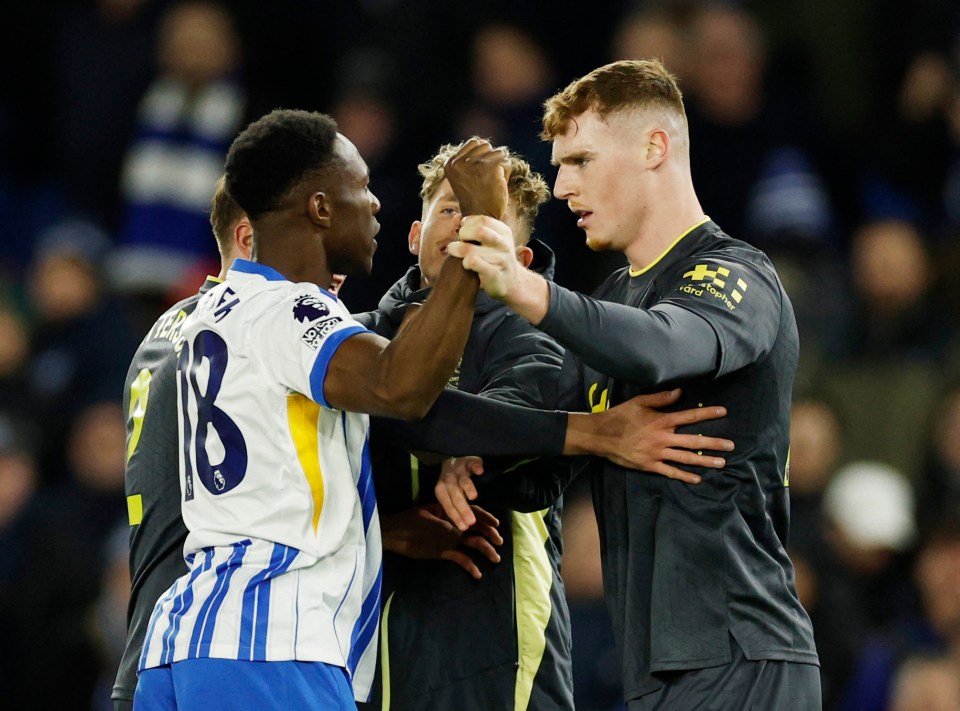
left=309, top=325, right=370, bottom=408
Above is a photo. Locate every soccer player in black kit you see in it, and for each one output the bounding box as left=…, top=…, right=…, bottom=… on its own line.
left=112, top=177, right=253, bottom=711
left=449, top=59, right=821, bottom=710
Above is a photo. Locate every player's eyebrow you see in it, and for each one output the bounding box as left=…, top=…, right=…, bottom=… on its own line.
left=551, top=150, right=593, bottom=167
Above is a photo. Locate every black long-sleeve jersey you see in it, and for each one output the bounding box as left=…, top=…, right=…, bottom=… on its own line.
left=538, top=220, right=818, bottom=702
left=356, top=240, right=576, bottom=710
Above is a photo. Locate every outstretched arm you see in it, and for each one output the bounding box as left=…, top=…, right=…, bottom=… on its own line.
left=435, top=389, right=734, bottom=530
left=448, top=217, right=719, bottom=386
left=324, top=255, right=478, bottom=419
left=323, top=140, right=510, bottom=418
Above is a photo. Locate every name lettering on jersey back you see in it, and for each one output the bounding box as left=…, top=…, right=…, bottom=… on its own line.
left=214, top=287, right=240, bottom=322
left=151, top=309, right=189, bottom=353
left=679, top=263, right=749, bottom=311
left=301, top=317, right=343, bottom=350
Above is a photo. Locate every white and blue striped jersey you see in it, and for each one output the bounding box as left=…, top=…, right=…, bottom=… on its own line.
left=139, top=259, right=382, bottom=702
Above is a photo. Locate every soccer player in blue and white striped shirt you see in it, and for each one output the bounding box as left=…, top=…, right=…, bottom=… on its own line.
left=135, top=111, right=506, bottom=711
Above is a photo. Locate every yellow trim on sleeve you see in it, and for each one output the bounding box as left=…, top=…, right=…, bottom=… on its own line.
left=512, top=510, right=552, bottom=711
left=629, top=216, right=710, bottom=276
left=127, top=494, right=143, bottom=526
left=287, top=394, right=325, bottom=532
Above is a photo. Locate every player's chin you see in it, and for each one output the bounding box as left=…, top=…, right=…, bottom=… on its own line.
left=343, top=254, right=374, bottom=278
left=585, top=235, right=610, bottom=252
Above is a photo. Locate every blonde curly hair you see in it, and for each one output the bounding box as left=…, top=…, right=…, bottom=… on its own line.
left=417, top=139, right=550, bottom=242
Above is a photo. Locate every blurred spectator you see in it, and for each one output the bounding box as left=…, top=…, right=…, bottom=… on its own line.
left=91, top=523, right=133, bottom=711
left=49, top=0, right=161, bottom=229
left=561, top=479, right=624, bottom=711
left=860, top=25, right=960, bottom=237
left=63, top=401, right=128, bottom=548
left=457, top=22, right=553, bottom=164
left=0, top=415, right=37, bottom=545
left=683, top=2, right=844, bottom=250
left=842, top=218, right=951, bottom=363
left=110, top=0, right=246, bottom=297
left=458, top=21, right=625, bottom=295
left=787, top=397, right=868, bottom=709
left=0, top=300, right=33, bottom=420
left=822, top=461, right=918, bottom=631
left=331, top=50, right=420, bottom=312
left=787, top=395, right=844, bottom=553
left=679, top=2, right=856, bottom=367
left=26, top=220, right=138, bottom=480
left=609, top=4, right=692, bottom=78
left=890, top=655, right=960, bottom=711
left=818, top=358, right=942, bottom=478
left=916, top=384, right=960, bottom=526
left=44, top=400, right=129, bottom=598
left=34, top=399, right=128, bottom=709
left=0, top=412, right=102, bottom=710
left=0, top=183, right=65, bottom=280
left=841, top=516, right=960, bottom=711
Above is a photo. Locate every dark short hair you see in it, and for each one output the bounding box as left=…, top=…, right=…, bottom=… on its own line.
left=225, top=109, right=340, bottom=220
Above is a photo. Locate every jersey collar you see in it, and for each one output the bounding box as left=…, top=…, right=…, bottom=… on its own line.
left=628, top=217, right=712, bottom=278
left=228, top=259, right=340, bottom=300
left=199, top=275, right=223, bottom=294
left=230, top=258, right=288, bottom=282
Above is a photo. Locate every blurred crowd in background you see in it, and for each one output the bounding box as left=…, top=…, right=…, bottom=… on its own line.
left=1, top=0, right=960, bottom=709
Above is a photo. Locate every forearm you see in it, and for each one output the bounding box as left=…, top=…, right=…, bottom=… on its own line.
left=563, top=411, right=636, bottom=460
left=373, top=257, right=479, bottom=417
left=537, top=283, right=719, bottom=386
left=372, top=389, right=568, bottom=457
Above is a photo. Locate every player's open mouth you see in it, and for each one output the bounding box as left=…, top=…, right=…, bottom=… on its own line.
left=574, top=209, right=592, bottom=228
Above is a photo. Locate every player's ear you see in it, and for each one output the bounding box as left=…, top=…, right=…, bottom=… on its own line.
left=236, top=217, right=254, bottom=259
left=516, top=245, right=534, bottom=269
left=309, top=192, right=332, bottom=227
left=408, top=221, right=422, bottom=256
left=646, top=128, right=669, bottom=167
